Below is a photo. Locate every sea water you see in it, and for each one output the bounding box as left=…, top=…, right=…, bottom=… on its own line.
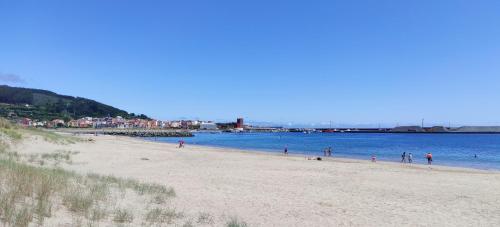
left=148, top=132, right=500, bottom=170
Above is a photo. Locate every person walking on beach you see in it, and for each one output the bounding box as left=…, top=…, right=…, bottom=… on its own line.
left=426, top=152, right=433, bottom=165
left=284, top=146, right=288, bottom=156
left=323, top=148, right=327, bottom=156
left=401, top=152, right=406, bottom=163
left=408, top=153, right=413, bottom=163
left=178, top=139, right=185, bottom=148
left=327, top=147, right=332, bottom=157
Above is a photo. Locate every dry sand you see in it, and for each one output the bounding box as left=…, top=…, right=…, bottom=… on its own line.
left=15, top=134, right=500, bottom=226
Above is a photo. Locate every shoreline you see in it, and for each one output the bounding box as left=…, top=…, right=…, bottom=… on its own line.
left=90, top=134, right=500, bottom=178
left=142, top=136, right=500, bottom=173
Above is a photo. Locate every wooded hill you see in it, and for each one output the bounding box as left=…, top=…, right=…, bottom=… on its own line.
left=0, top=85, right=149, bottom=121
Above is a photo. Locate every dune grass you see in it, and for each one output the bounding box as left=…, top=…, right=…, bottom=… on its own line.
left=197, top=211, right=215, bottom=224
left=113, top=208, right=134, bottom=223
left=144, top=207, right=183, bottom=225
left=0, top=126, right=177, bottom=226
left=0, top=118, right=248, bottom=226
left=0, top=127, right=23, bottom=141
left=0, top=119, right=181, bottom=226
left=0, top=158, right=71, bottom=226
left=0, top=155, right=181, bottom=226
left=226, top=217, right=249, bottom=227
left=0, top=118, right=22, bottom=141
left=0, top=118, right=79, bottom=145
left=22, top=127, right=81, bottom=144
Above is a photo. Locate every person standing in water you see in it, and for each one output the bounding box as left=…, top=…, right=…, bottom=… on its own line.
left=408, top=153, right=413, bottom=163
left=426, top=152, right=433, bottom=165
left=327, top=147, right=332, bottom=157
left=401, top=152, right=406, bottom=163
left=284, top=146, right=288, bottom=156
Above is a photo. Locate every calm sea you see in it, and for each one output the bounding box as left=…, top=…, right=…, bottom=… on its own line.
left=147, top=132, right=500, bottom=170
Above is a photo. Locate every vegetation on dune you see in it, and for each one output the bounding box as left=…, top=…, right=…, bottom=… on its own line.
left=24, top=150, right=78, bottom=167
left=226, top=217, right=249, bottom=227
left=0, top=155, right=179, bottom=226
left=0, top=128, right=22, bottom=141
left=0, top=118, right=22, bottom=141
left=0, top=158, right=72, bottom=225
left=0, top=119, right=179, bottom=226
left=197, top=212, right=215, bottom=225
left=22, top=127, right=82, bottom=144
left=0, top=118, right=248, bottom=226
left=1, top=117, right=80, bottom=144
left=144, top=207, right=183, bottom=225
left=112, top=208, right=134, bottom=223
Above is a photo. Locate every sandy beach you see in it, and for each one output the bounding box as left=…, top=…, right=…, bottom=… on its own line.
left=12, top=133, right=500, bottom=226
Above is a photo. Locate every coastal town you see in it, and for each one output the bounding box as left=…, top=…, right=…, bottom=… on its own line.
left=16, top=116, right=214, bottom=129
left=13, top=116, right=244, bottom=130
left=11, top=115, right=500, bottom=134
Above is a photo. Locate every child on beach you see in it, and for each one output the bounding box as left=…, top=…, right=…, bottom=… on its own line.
left=284, top=146, right=288, bottom=155
left=408, top=153, right=413, bottom=163
left=371, top=154, right=376, bottom=162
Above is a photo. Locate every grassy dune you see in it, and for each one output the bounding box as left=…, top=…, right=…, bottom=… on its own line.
left=0, top=143, right=178, bottom=226
left=0, top=119, right=248, bottom=226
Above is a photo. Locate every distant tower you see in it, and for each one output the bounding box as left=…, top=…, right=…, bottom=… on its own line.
left=236, top=118, right=244, bottom=129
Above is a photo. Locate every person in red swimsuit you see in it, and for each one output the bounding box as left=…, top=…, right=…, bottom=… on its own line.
left=426, top=153, right=433, bottom=165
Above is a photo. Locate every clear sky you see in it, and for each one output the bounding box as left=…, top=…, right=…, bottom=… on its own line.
left=1, top=0, right=500, bottom=127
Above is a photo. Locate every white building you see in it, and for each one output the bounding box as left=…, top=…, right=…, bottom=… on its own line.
left=191, top=120, right=201, bottom=126
left=200, top=122, right=218, bottom=130
left=169, top=121, right=181, bottom=128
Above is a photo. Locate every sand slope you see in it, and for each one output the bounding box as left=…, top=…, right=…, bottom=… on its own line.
left=16, top=134, right=500, bottom=226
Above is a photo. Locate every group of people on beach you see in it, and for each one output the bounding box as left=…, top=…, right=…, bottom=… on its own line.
left=284, top=146, right=435, bottom=165
left=283, top=146, right=334, bottom=157
left=283, top=146, right=436, bottom=165
left=401, top=151, right=433, bottom=165
left=401, top=152, right=413, bottom=163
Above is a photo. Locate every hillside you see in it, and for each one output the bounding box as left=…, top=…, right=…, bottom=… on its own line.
left=0, top=85, right=149, bottom=121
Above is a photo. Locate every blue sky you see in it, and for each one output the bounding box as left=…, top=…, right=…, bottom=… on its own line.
left=1, top=0, right=500, bottom=127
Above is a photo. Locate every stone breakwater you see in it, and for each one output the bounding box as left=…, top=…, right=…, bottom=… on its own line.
left=58, top=128, right=193, bottom=137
